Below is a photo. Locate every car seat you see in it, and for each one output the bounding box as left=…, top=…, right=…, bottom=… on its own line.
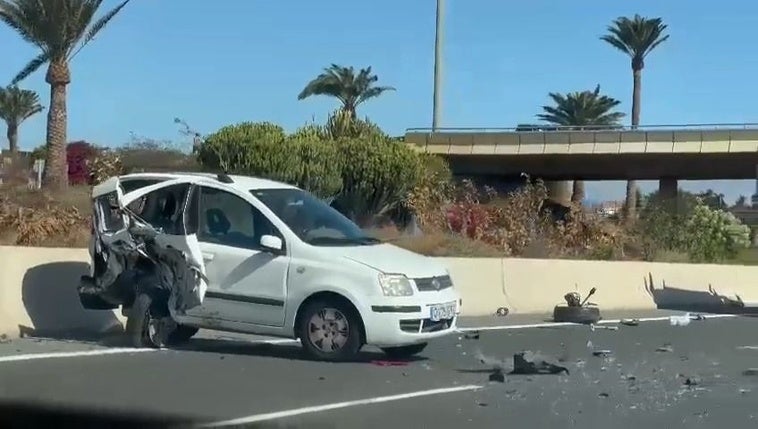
left=205, top=208, right=231, bottom=236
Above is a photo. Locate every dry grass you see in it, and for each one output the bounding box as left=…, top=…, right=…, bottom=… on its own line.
left=371, top=226, right=503, bottom=257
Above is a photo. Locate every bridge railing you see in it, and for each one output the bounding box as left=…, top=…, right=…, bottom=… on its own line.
left=404, top=124, right=758, bottom=155
left=406, top=123, right=758, bottom=133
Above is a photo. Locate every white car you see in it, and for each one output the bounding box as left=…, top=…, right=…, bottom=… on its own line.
left=78, top=172, right=461, bottom=361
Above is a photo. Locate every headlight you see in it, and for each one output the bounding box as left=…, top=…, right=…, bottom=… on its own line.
left=378, top=273, right=414, bottom=297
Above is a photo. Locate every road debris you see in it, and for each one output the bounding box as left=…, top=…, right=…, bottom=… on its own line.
left=553, top=287, right=601, bottom=324
left=620, top=318, right=639, bottom=326
left=371, top=360, right=409, bottom=367
left=0, top=334, right=10, bottom=344
left=742, top=369, right=758, bottom=376
left=670, top=313, right=692, bottom=326
left=656, top=343, right=674, bottom=353
left=684, top=376, right=701, bottom=386
left=592, top=350, right=613, bottom=357
left=590, top=324, right=618, bottom=331
left=463, top=331, right=480, bottom=340
left=495, top=307, right=509, bottom=317
left=509, top=351, right=569, bottom=375
left=598, top=392, right=610, bottom=398
left=737, top=346, right=758, bottom=351
left=489, top=370, right=505, bottom=383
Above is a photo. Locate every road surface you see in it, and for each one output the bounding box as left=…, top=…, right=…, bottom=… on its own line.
left=1, top=311, right=757, bottom=428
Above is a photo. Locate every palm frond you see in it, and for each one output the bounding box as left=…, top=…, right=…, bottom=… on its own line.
left=0, top=85, right=44, bottom=123
left=537, top=86, right=625, bottom=128
left=601, top=14, right=669, bottom=66
left=70, top=0, right=130, bottom=60
left=11, top=52, right=49, bottom=84
left=298, top=63, right=393, bottom=114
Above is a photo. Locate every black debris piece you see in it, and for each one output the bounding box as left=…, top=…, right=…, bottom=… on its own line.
left=509, top=351, right=569, bottom=376
left=318, top=376, right=326, bottom=381
left=684, top=377, right=701, bottom=386
left=620, top=319, right=639, bottom=326
left=742, top=369, right=758, bottom=376
left=598, top=392, right=610, bottom=398
left=489, top=369, right=505, bottom=383
left=496, top=307, right=509, bottom=317
left=464, top=331, right=481, bottom=340
left=477, top=402, right=488, bottom=407
left=592, top=350, right=613, bottom=357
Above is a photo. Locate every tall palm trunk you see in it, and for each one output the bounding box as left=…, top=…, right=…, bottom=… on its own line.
left=6, top=122, right=18, bottom=154
left=42, top=61, right=70, bottom=190
left=624, top=67, right=642, bottom=221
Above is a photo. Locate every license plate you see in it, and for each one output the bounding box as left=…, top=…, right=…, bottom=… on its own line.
left=430, top=302, right=456, bottom=322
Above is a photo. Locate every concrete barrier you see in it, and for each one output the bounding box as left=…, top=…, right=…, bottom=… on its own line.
left=0, top=246, right=124, bottom=340
left=2, top=246, right=758, bottom=338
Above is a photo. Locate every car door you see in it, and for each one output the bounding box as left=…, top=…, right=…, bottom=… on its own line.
left=118, top=179, right=208, bottom=314
left=188, top=184, right=289, bottom=327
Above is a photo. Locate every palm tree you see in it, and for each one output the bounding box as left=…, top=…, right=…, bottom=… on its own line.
left=0, top=0, right=131, bottom=189
left=298, top=64, right=395, bottom=119
left=537, top=85, right=625, bottom=204
left=0, top=86, right=43, bottom=154
left=601, top=14, right=669, bottom=220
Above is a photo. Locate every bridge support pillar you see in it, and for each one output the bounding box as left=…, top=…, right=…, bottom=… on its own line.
left=659, top=178, right=678, bottom=200
left=545, top=180, right=572, bottom=206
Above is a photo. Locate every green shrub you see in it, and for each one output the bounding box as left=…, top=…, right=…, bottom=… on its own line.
left=333, top=138, right=423, bottom=225
left=197, top=122, right=340, bottom=198
left=681, top=204, right=751, bottom=263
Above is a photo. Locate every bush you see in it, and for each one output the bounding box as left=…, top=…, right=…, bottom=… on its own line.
left=90, top=149, right=124, bottom=185
left=332, top=137, right=423, bottom=226
left=197, top=122, right=341, bottom=198
left=680, top=204, right=751, bottom=263
left=66, top=141, right=98, bottom=185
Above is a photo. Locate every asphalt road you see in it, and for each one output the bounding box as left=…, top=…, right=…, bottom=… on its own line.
left=1, top=312, right=758, bottom=428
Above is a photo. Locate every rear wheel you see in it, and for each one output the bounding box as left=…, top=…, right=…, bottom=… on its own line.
left=298, top=299, right=363, bottom=362
left=381, top=343, right=428, bottom=359
left=125, top=292, right=174, bottom=348
left=552, top=304, right=601, bottom=324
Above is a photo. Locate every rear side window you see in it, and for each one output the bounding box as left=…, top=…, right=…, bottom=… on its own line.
left=138, top=184, right=191, bottom=235
left=94, top=192, right=125, bottom=232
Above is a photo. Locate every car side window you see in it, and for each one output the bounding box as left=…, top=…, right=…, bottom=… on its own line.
left=197, top=186, right=280, bottom=250
left=137, top=183, right=191, bottom=235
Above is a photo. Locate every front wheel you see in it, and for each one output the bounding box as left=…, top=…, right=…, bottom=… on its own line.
left=297, top=299, right=363, bottom=362
left=381, top=343, right=428, bottom=359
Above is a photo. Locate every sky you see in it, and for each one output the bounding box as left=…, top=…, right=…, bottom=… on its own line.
left=1, top=0, right=758, bottom=203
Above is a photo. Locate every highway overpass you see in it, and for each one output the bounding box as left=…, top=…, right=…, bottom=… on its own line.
left=405, top=124, right=758, bottom=199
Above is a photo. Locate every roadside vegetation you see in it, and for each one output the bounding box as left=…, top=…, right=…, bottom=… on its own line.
left=0, top=8, right=754, bottom=264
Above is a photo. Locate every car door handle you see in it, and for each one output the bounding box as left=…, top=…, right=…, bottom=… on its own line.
left=202, top=252, right=215, bottom=262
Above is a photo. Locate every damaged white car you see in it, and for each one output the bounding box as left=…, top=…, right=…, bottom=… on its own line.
left=78, top=172, right=461, bottom=361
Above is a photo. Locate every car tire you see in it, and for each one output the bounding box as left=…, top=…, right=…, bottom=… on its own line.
left=381, top=343, right=428, bottom=359
left=125, top=292, right=170, bottom=348
left=298, top=298, right=363, bottom=362
left=168, top=325, right=199, bottom=344
left=553, top=304, right=601, bottom=324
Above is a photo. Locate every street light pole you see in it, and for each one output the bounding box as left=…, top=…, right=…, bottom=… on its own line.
left=432, top=0, right=444, bottom=131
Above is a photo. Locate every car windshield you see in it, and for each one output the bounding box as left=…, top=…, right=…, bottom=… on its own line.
left=250, top=188, right=381, bottom=246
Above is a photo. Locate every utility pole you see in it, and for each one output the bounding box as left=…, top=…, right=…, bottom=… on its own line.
left=432, top=0, right=444, bottom=131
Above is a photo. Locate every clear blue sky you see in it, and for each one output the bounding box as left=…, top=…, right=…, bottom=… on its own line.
left=2, top=0, right=757, bottom=202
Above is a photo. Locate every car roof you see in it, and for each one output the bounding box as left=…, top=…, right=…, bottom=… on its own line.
left=116, top=172, right=299, bottom=191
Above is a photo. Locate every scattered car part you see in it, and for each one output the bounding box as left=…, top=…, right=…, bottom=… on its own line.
left=553, top=304, right=601, bottom=324
left=495, top=307, right=509, bottom=317
left=553, top=286, right=601, bottom=324
left=670, top=313, right=692, bottom=326
left=371, top=360, right=409, bottom=367
left=590, top=324, right=618, bottom=331
left=620, top=318, right=639, bottom=326
left=488, top=370, right=505, bottom=383
left=509, top=351, right=569, bottom=375
left=592, top=350, right=613, bottom=357
left=742, top=369, right=758, bottom=376
left=656, top=344, right=674, bottom=353
left=464, top=331, right=480, bottom=340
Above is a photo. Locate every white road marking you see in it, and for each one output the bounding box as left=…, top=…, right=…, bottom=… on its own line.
left=0, top=348, right=157, bottom=363
left=737, top=345, right=758, bottom=350
left=457, top=313, right=738, bottom=332
left=200, top=384, right=484, bottom=427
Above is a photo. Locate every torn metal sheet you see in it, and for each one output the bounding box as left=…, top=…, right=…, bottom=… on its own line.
left=78, top=178, right=208, bottom=318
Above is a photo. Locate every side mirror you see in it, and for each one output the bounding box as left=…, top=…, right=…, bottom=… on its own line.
left=260, top=234, right=283, bottom=254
